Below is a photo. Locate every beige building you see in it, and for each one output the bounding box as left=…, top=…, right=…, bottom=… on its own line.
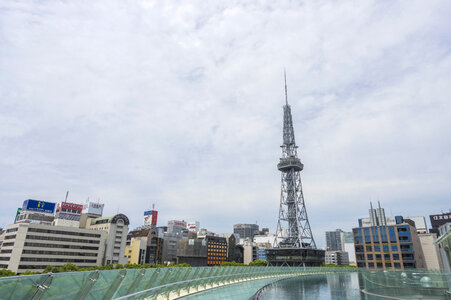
left=0, top=223, right=106, bottom=274
left=125, top=238, right=147, bottom=265
left=418, top=233, right=443, bottom=270
left=84, top=214, right=129, bottom=265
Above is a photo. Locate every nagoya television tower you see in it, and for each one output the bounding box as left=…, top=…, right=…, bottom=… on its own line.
left=266, top=73, right=324, bottom=266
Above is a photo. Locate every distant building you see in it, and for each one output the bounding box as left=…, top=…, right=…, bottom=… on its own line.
left=127, top=228, right=163, bottom=265
left=202, top=235, right=227, bottom=266
left=405, top=216, right=427, bottom=234
left=176, top=238, right=207, bottom=267
left=167, top=220, right=187, bottom=236
left=0, top=223, right=106, bottom=273
left=325, top=251, right=349, bottom=265
left=242, top=240, right=257, bottom=264
left=125, top=238, right=147, bottom=265
left=343, top=232, right=356, bottom=266
left=86, top=214, right=130, bottom=265
left=434, top=223, right=451, bottom=272
left=325, top=229, right=345, bottom=251
left=233, top=224, right=259, bottom=240
left=429, top=212, right=451, bottom=235
left=418, top=233, right=443, bottom=270
left=353, top=204, right=426, bottom=270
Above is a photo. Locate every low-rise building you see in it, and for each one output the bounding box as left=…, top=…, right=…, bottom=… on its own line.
left=0, top=223, right=106, bottom=273
left=353, top=204, right=426, bottom=270
left=127, top=228, right=163, bottom=265
left=125, top=238, right=147, bottom=265
left=325, top=251, right=349, bottom=265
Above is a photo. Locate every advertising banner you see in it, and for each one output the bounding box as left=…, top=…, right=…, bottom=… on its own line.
left=22, top=199, right=56, bottom=214
left=144, top=210, right=158, bottom=226
left=57, top=202, right=83, bottom=215
left=82, top=202, right=104, bottom=216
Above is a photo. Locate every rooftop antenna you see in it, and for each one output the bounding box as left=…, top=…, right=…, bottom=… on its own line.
left=284, top=69, right=288, bottom=105
left=64, top=191, right=69, bottom=203
left=152, top=203, right=155, bottom=210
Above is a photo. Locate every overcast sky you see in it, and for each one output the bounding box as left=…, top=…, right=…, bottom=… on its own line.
left=1, top=0, right=450, bottom=248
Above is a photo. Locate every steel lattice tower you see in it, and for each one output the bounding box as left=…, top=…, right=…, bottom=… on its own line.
left=274, top=73, right=316, bottom=249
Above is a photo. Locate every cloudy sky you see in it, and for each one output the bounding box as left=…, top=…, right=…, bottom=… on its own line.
left=1, top=0, right=450, bottom=248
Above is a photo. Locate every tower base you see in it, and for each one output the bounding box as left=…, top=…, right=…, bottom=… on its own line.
left=265, top=248, right=325, bottom=267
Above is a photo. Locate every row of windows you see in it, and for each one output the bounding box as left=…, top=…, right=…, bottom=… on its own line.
left=22, top=249, right=98, bottom=257
left=1, top=242, right=14, bottom=247
left=4, top=235, right=16, bottom=240
left=6, top=228, right=18, bottom=233
left=0, top=257, right=10, bottom=261
left=27, top=235, right=100, bottom=244
left=0, top=250, right=12, bottom=254
left=0, top=264, right=7, bottom=269
left=20, top=257, right=97, bottom=263
left=28, top=228, right=101, bottom=238
left=355, top=243, right=413, bottom=253
left=24, top=242, right=99, bottom=251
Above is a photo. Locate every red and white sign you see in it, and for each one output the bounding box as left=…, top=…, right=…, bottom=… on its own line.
left=57, top=202, right=83, bottom=215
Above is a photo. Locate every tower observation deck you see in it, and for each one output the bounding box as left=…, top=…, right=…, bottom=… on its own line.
left=266, top=73, right=324, bottom=266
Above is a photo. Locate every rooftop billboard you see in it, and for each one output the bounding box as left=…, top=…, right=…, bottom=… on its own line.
left=82, top=202, right=104, bottom=216
left=22, top=199, right=56, bottom=214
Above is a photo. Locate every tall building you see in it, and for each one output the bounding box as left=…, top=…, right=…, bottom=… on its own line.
left=266, top=74, right=324, bottom=266
left=325, top=229, right=345, bottom=251
left=233, top=224, right=259, bottom=240
left=353, top=204, right=426, bottom=270
left=0, top=222, right=106, bottom=273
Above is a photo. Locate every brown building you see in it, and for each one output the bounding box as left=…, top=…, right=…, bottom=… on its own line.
left=176, top=238, right=207, bottom=267
left=127, top=228, right=163, bottom=265
left=205, top=235, right=227, bottom=266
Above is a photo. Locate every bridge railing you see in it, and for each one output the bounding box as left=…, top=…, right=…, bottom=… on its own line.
left=0, top=266, right=356, bottom=300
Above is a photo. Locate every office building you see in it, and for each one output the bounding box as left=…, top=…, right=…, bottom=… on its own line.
left=353, top=204, right=426, bottom=270
left=125, top=238, right=147, bottom=265
left=127, top=228, right=163, bottom=265
left=202, top=235, right=227, bottom=266
left=176, top=238, right=207, bottom=267
left=0, top=222, right=106, bottom=273
left=434, top=223, right=451, bottom=272
left=243, top=240, right=257, bottom=264
left=418, top=233, right=443, bottom=270
left=343, top=232, right=356, bottom=266
left=326, top=229, right=345, bottom=251
left=233, top=224, right=259, bottom=240
left=85, top=214, right=129, bottom=265
left=325, top=251, right=349, bottom=265
left=429, top=212, right=451, bottom=235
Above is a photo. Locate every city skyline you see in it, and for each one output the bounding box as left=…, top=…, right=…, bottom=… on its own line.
left=1, top=1, right=451, bottom=249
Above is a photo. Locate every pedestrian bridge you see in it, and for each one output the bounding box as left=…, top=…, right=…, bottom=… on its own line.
left=0, top=266, right=449, bottom=299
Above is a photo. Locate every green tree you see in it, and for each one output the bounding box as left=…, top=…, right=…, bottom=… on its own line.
left=248, top=260, right=267, bottom=266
